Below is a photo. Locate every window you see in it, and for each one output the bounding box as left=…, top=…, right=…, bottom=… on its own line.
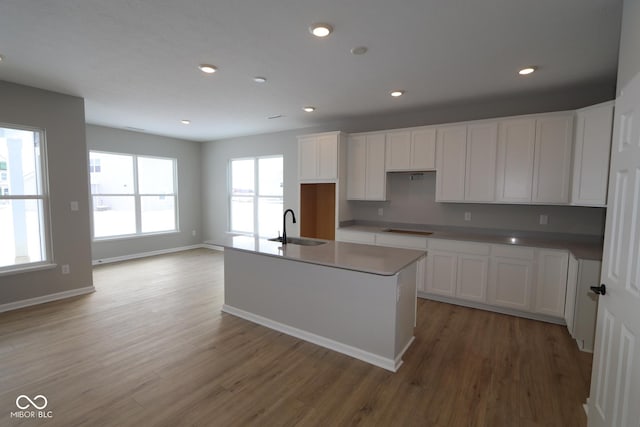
left=0, top=124, right=50, bottom=271
left=229, top=156, right=283, bottom=237
left=89, top=151, right=177, bottom=239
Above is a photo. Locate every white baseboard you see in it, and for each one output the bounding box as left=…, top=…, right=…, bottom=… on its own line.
left=222, top=304, right=406, bottom=372
left=0, top=286, right=95, bottom=313
left=92, top=244, right=220, bottom=265
left=418, top=291, right=566, bottom=325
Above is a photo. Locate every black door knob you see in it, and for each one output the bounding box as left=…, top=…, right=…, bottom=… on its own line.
left=590, top=284, right=607, bottom=295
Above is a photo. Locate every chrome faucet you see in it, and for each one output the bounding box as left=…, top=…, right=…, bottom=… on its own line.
left=282, top=209, right=296, bottom=244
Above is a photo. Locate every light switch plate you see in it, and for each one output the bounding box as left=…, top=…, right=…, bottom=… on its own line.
left=464, top=212, right=471, bottom=221
left=70, top=201, right=79, bottom=211
left=378, top=208, right=384, bottom=216
left=61, top=264, right=70, bottom=274
left=539, top=214, right=548, bottom=225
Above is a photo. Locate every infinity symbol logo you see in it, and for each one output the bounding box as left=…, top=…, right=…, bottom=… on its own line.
left=15, top=395, right=48, bottom=410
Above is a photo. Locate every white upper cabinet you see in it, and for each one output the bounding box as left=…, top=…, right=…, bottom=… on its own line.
left=496, top=118, right=536, bottom=202
left=435, top=125, right=467, bottom=201
left=571, top=101, right=614, bottom=207
left=298, top=132, right=341, bottom=182
left=347, top=133, right=386, bottom=200
left=436, top=122, right=498, bottom=202
left=386, top=127, right=436, bottom=171
left=532, top=115, right=574, bottom=204
left=496, top=113, right=574, bottom=204
left=465, top=122, right=498, bottom=202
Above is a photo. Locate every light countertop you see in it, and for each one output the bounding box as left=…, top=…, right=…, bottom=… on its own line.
left=217, top=235, right=426, bottom=276
left=340, top=224, right=604, bottom=260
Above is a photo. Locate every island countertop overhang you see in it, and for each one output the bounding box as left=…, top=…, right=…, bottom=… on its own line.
left=216, top=235, right=426, bottom=276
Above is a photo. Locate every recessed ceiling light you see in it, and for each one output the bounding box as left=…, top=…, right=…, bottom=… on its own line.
left=390, top=90, right=405, bottom=97
left=303, top=106, right=316, bottom=112
left=181, top=120, right=191, bottom=125
left=518, top=66, right=537, bottom=75
left=309, top=23, right=333, bottom=38
left=351, top=46, right=368, bottom=55
left=198, top=64, right=217, bottom=74
left=253, top=76, right=267, bottom=83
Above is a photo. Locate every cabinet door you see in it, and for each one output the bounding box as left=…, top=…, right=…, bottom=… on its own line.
left=365, top=133, right=387, bottom=200
left=488, top=256, right=534, bottom=311
left=534, top=249, right=568, bottom=317
left=316, top=134, right=338, bottom=180
left=496, top=118, right=536, bottom=202
left=571, top=102, right=614, bottom=206
left=347, top=135, right=366, bottom=199
left=564, top=253, right=579, bottom=335
left=435, top=125, right=467, bottom=202
left=456, top=254, right=489, bottom=302
left=385, top=131, right=411, bottom=171
left=532, top=115, right=573, bottom=203
left=465, top=122, right=498, bottom=202
left=298, top=136, right=317, bottom=180
left=411, top=128, right=436, bottom=170
left=426, top=251, right=457, bottom=297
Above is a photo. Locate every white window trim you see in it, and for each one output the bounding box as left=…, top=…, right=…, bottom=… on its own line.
left=228, top=155, right=283, bottom=237
left=0, top=122, right=53, bottom=274
left=89, top=150, right=179, bottom=241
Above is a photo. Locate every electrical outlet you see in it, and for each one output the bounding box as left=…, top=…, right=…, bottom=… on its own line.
left=378, top=208, right=384, bottom=216
left=464, top=212, right=471, bottom=221
left=61, top=264, right=70, bottom=274
left=191, top=230, right=196, bottom=236
left=70, top=201, right=79, bottom=211
left=539, top=214, right=548, bottom=225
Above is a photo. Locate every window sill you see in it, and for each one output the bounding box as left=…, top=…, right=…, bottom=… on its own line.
left=92, top=230, right=180, bottom=242
left=0, top=262, right=57, bottom=277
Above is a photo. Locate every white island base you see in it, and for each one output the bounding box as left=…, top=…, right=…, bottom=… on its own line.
left=222, top=248, right=418, bottom=372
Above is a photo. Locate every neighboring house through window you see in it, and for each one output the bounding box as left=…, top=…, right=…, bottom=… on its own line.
left=89, top=151, right=178, bottom=239
left=229, top=156, right=283, bottom=237
left=0, top=124, right=51, bottom=272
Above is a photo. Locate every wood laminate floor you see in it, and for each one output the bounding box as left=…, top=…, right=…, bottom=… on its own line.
left=0, top=248, right=592, bottom=426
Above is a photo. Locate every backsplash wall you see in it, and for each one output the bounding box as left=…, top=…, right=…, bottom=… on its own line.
left=349, top=172, right=606, bottom=236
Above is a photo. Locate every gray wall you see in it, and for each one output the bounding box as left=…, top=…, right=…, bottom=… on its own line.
left=202, top=82, right=613, bottom=241
left=0, top=81, right=92, bottom=305
left=86, top=125, right=202, bottom=261
left=350, top=173, right=605, bottom=236
left=617, top=0, right=640, bottom=93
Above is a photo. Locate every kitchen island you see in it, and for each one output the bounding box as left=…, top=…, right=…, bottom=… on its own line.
left=218, top=235, right=426, bottom=371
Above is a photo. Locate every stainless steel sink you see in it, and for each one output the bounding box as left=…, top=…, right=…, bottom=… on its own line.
left=267, top=236, right=327, bottom=246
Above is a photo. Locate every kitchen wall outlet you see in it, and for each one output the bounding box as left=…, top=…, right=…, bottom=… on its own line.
left=191, top=230, right=196, bottom=236
left=61, top=264, right=70, bottom=274
left=378, top=208, right=384, bottom=216
left=464, top=212, right=471, bottom=221
left=70, top=201, right=79, bottom=211
left=539, top=214, right=548, bottom=225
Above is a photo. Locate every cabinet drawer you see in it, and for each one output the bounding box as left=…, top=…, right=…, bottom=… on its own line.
left=428, top=239, right=490, bottom=255
left=376, top=233, right=427, bottom=250
left=336, top=229, right=376, bottom=244
left=491, top=244, right=535, bottom=260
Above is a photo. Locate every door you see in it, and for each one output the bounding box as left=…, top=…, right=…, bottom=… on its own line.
left=316, top=134, right=338, bottom=180
left=435, top=125, right=467, bottom=201
left=465, top=122, right=498, bottom=202
left=533, top=249, right=569, bottom=317
left=496, top=118, right=536, bottom=202
left=411, top=128, right=436, bottom=170
left=346, top=135, right=366, bottom=199
left=588, top=72, right=640, bottom=426
left=456, top=254, right=489, bottom=302
left=298, top=136, right=317, bottom=180
left=365, top=133, right=386, bottom=200
left=385, top=131, right=411, bottom=170
left=532, top=114, right=573, bottom=204
left=426, top=251, right=457, bottom=297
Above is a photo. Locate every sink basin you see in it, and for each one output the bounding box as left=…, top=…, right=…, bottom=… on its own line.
left=268, top=237, right=327, bottom=246
left=383, top=228, right=433, bottom=236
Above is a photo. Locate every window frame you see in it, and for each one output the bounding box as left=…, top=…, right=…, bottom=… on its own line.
left=89, top=150, right=179, bottom=241
left=228, top=155, right=283, bottom=237
left=0, top=122, right=54, bottom=275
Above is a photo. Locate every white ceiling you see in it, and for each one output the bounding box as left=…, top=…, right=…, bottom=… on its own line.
left=0, top=0, right=623, bottom=142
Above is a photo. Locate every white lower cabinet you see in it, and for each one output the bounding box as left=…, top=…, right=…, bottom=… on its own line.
left=425, top=239, right=491, bottom=301
left=534, top=249, right=569, bottom=317
left=488, top=247, right=535, bottom=311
